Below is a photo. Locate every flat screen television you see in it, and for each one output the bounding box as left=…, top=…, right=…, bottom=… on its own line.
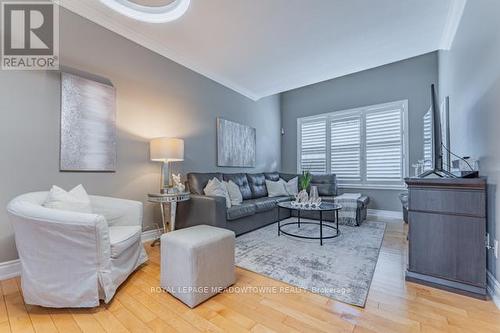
left=419, top=84, right=455, bottom=178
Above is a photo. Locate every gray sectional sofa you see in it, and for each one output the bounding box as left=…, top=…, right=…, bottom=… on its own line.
left=176, top=172, right=369, bottom=236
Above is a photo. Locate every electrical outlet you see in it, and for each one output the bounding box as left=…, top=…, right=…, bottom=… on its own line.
left=495, top=240, right=499, bottom=259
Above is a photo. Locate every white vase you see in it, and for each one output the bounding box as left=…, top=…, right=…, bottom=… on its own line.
left=310, top=186, right=319, bottom=200
left=295, top=190, right=309, bottom=203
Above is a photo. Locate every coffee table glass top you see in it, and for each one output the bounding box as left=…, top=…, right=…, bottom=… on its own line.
left=277, top=201, right=342, bottom=211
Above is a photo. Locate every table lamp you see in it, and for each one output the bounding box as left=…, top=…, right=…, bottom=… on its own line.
left=150, top=137, right=184, bottom=193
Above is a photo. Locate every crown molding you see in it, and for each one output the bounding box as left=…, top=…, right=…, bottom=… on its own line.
left=58, top=0, right=458, bottom=100
left=440, top=0, right=467, bottom=50
left=57, top=0, right=261, bottom=101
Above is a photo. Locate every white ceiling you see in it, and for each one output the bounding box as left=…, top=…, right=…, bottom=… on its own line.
left=59, top=0, right=466, bottom=100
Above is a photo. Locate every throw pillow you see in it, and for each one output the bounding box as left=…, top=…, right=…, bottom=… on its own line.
left=43, top=184, right=92, bottom=213
left=204, top=177, right=231, bottom=208
left=225, top=180, right=243, bottom=206
left=265, top=179, right=289, bottom=197
left=281, top=177, right=298, bottom=195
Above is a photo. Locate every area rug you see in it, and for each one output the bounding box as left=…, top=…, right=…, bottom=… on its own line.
left=235, top=218, right=386, bottom=307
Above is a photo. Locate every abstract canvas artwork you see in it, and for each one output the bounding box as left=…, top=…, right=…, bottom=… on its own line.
left=60, top=72, right=117, bottom=172
left=217, top=118, right=256, bottom=167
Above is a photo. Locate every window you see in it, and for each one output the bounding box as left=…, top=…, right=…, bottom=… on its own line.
left=330, top=116, right=361, bottom=182
left=299, top=120, right=327, bottom=174
left=298, top=100, right=408, bottom=188
left=423, top=109, right=432, bottom=170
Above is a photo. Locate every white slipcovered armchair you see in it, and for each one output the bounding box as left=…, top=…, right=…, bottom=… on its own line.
left=7, top=192, right=148, bottom=308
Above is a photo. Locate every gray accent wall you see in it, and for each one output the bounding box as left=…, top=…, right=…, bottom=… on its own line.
left=281, top=52, right=439, bottom=211
left=438, top=0, right=500, bottom=280
left=0, top=9, right=281, bottom=262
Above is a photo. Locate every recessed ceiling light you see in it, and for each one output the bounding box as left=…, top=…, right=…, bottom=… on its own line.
left=100, top=0, right=190, bottom=23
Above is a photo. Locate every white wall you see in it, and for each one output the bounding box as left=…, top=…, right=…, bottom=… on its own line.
left=0, top=9, right=281, bottom=262
left=281, top=53, right=439, bottom=211
left=439, top=0, right=500, bottom=279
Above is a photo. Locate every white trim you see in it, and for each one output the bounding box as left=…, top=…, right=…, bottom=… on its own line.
left=339, top=184, right=407, bottom=191
left=440, top=0, right=467, bottom=50
left=368, top=209, right=403, bottom=220
left=0, top=229, right=163, bottom=281
left=0, top=259, right=21, bottom=280
left=99, top=0, right=190, bottom=24
left=56, top=0, right=260, bottom=101
left=487, top=270, right=500, bottom=310
left=141, top=228, right=162, bottom=243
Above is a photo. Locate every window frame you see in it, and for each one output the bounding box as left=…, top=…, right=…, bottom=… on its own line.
left=297, top=100, right=409, bottom=190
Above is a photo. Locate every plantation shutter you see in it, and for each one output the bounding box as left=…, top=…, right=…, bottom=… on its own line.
left=330, top=117, right=361, bottom=183
left=300, top=119, right=327, bottom=174
left=365, top=107, right=403, bottom=183
left=423, top=110, right=432, bottom=170
left=298, top=100, right=407, bottom=187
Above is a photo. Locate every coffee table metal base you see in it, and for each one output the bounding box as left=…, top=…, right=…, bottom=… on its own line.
left=278, top=209, right=340, bottom=246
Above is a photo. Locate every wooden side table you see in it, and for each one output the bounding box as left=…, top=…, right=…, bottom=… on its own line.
left=148, top=192, right=190, bottom=246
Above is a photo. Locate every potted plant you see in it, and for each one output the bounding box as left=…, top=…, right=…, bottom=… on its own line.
left=299, top=170, right=312, bottom=191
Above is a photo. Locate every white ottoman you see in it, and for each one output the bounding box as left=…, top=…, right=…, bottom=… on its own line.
left=160, top=225, right=235, bottom=308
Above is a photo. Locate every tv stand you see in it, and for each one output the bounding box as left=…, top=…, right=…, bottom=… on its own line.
left=405, top=177, right=487, bottom=299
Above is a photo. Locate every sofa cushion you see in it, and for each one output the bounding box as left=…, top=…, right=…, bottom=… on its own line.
left=279, top=173, right=299, bottom=182
left=226, top=180, right=243, bottom=206
left=203, top=178, right=231, bottom=208
left=311, top=174, right=337, bottom=196
left=226, top=202, right=256, bottom=220
left=43, top=184, right=92, bottom=214
left=266, top=180, right=289, bottom=197
left=247, top=173, right=268, bottom=198
left=223, top=174, right=252, bottom=200
left=109, top=226, right=142, bottom=258
left=282, top=177, right=299, bottom=195
left=245, top=197, right=277, bottom=213
left=264, top=172, right=280, bottom=181
left=188, top=173, right=223, bottom=195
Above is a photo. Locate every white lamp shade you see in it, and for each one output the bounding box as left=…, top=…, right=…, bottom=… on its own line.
left=150, top=138, right=184, bottom=162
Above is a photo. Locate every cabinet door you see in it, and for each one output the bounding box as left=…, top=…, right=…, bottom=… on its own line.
left=408, top=211, right=486, bottom=287
left=409, top=188, right=485, bottom=217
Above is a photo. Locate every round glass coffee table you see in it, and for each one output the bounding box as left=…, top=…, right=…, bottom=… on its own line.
left=277, top=201, right=342, bottom=246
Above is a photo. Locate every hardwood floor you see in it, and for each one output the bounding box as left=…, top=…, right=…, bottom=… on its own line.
left=1, top=218, right=499, bottom=333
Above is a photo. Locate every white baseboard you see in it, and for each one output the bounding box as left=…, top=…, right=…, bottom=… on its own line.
left=0, top=229, right=162, bottom=281
left=141, top=228, right=161, bottom=243
left=487, top=270, right=500, bottom=310
left=0, top=259, right=21, bottom=280
left=368, top=209, right=403, bottom=219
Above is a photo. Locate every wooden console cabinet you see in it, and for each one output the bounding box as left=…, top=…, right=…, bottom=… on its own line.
left=404, top=177, right=487, bottom=299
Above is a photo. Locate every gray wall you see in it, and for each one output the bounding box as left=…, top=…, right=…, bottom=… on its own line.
left=438, top=0, right=500, bottom=280
left=0, top=9, right=281, bottom=262
left=281, top=52, right=439, bottom=211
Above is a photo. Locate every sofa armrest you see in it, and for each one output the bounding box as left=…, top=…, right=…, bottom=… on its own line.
left=176, top=194, right=227, bottom=230
left=357, top=195, right=370, bottom=208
